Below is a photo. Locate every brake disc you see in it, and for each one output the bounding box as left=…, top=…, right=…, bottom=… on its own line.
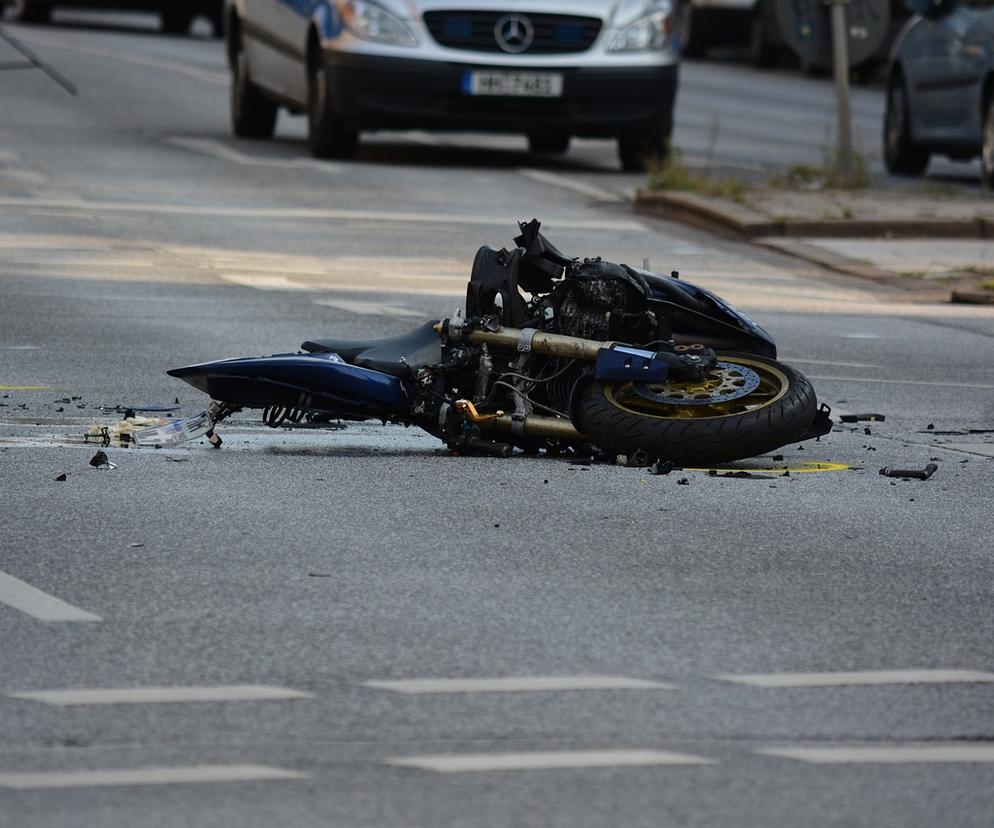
left=631, top=361, right=762, bottom=406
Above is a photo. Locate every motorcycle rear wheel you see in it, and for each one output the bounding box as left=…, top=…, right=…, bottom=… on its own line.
left=574, top=353, right=818, bottom=465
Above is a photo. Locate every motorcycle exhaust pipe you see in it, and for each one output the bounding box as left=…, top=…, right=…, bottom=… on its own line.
left=454, top=400, right=583, bottom=441
left=444, top=323, right=607, bottom=361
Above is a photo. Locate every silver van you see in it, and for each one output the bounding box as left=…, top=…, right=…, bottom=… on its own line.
left=225, top=0, right=679, bottom=169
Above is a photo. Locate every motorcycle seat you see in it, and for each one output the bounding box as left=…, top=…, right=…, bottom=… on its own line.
left=301, top=320, right=441, bottom=378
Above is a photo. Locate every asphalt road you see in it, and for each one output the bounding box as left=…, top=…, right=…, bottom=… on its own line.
left=1, top=13, right=994, bottom=828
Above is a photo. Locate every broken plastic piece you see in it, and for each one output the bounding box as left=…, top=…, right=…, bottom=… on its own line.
left=649, top=460, right=674, bottom=475
left=88, top=450, right=116, bottom=470
left=879, top=463, right=938, bottom=481
left=840, top=413, right=885, bottom=423
left=134, top=411, right=211, bottom=448
left=55, top=473, right=67, bottom=482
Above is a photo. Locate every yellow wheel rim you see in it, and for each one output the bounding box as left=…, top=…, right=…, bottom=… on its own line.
left=604, top=356, right=790, bottom=421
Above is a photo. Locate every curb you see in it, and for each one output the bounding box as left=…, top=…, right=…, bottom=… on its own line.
left=634, top=190, right=994, bottom=240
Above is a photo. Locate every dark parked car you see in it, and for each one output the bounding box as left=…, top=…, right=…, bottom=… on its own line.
left=885, top=0, right=994, bottom=184
left=3, top=0, right=222, bottom=35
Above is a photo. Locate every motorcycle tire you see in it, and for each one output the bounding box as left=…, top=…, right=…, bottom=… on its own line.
left=573, top=353, right=819, bottom=465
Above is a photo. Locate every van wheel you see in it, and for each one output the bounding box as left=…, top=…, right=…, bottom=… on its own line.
left=883, top=74, right=929, bottom=176
left=618, top=136, right=669, bottom=173
left=231, top=38, right=277, bottom=138
left=308, top=58, right=359, bottom=159
left=13, top=0, right=51, bottom=23
left=678, top=2, right=707, bottom=58
left=162, top=6, right=194, bottom=34
left=528, top=133, right=570, bottom=155
left=981, top=97, right=994, bottom=189
left=748, top=10, right=776, bottom=68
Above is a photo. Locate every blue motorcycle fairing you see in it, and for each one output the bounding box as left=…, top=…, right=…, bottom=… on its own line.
left=167, top=352, right=413, bottom=417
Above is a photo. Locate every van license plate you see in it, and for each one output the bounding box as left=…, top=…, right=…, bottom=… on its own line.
left=464, top=71, right=564, bottom=98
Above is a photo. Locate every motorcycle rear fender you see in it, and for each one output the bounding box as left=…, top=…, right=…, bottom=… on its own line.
left=167, top=352, right=413, bottom=418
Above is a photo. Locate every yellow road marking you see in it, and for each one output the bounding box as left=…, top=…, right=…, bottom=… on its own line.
left=0, top=385, right=52, bottom=391
left=684, top=461, right=853, bottom=474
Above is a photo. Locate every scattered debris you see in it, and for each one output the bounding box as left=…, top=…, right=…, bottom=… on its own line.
left=879, top=463, right=938, bottom=481
left=840, top=413, right=885, bottom=423
left=54, top=473, right=67, bottom=482
left=677, top=478, right=689, bottom=485
left=772, top=454, right=784, bottom=461
left=649, top=460, right=674, bottom=476
left=926, top=423, right=935, bottom=430
left=308, top=572, right=331, bottom=578
left=88, top=450, right=116, bottom=470
left=163, top=455, right=189, bottom=463
left=863, top=427, right=872, bottom=435
left=494, top=523, right=500, bottom=528
left=129, top=543, right=144, bottom=548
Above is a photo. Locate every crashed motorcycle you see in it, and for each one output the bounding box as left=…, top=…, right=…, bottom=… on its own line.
left=168, top=220, right=832, bottom=464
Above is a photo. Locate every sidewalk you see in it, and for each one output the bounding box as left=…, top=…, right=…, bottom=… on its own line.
left=635, top=186, right=994, bottom=305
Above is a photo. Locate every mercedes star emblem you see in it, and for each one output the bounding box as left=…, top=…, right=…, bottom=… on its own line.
left=494, top=14, right=534, bottom=53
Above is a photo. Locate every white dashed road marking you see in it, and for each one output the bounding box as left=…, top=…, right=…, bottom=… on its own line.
left=364, top=676, right=673, bottom=694
left=0, top=571, right=100, bottom=622
left=757, top=746, right=994, bottom=764
left=385, top=750, right=715, bottom=772
left=0, top=197, right=647, bottom=233
left=7, top=686, right=314, bottom=706
left=718, top=670, right=994, bottom=688
left=0, top=765, right=310, bottom=790
left=164, top=137, right=344, bottom=175
left=518, top=168, right=624, bottom=203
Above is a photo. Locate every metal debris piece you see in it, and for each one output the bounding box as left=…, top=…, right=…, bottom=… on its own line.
left=88, top=450, right=116, bottom=470
left=879, top=463, right=938, bottom=481
left=840, top=413, right=885, bottom=423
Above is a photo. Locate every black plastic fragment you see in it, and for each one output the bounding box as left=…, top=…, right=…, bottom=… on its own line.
left=840, top=413, right=885, bottom=423
left=89, top=450, right=108, bottom=468
left=879, top=463, right=938, bottom=481
left=649, top=460, right=674, bottom=475
left=54, top=473, right=67, bottom=482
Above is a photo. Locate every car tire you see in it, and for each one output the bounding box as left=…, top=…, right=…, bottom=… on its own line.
left=231, top=37, right=278, bottom=139
left=748, top=10, right=775, bottom=68
left=981, top=97, right=994, bottom=189
left=618, top=135, right=669, bottom=173
left=528, top=133, right=570, bottom=155
left=883, top=74, right=929, bottom=176
left=13, top=0, right=51, bottom=23
left=678, top=1, right=707, bottom=59
left=308, top=59, right=359, bottom=160
left=161, top=7, right=195, bottom=34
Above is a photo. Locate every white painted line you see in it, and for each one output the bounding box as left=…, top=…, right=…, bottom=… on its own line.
left=313, top=298, right=425, bottom=318
left=164, top=137, right=343, bottom=175
left=0, top=571, right=100, bottom=623
left=9, top=31, right=227, bottom=86
left=809, top=375, right=994, bottom=390
left=364, top=675, right=673, bottom=694
left=780, top=358, right=880, bottom=369
left=718, top=670, right=994, bottom=688
left=0, top=197, right=647, bottom=232
left=0, top=765, right=310, bottom=790
left=385, top=750, right=715, bottom=773
left=518, top=168, right=624, bottom=203
left=7, top=685, right=314, bottom=706
left=757, top=745, right=994, bottom=764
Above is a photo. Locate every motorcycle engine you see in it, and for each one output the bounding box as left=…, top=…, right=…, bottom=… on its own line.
left=552, top=259, right=658, bottom=344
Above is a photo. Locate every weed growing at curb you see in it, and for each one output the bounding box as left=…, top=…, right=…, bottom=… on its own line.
left=649, top=146, right=748, bottom=203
